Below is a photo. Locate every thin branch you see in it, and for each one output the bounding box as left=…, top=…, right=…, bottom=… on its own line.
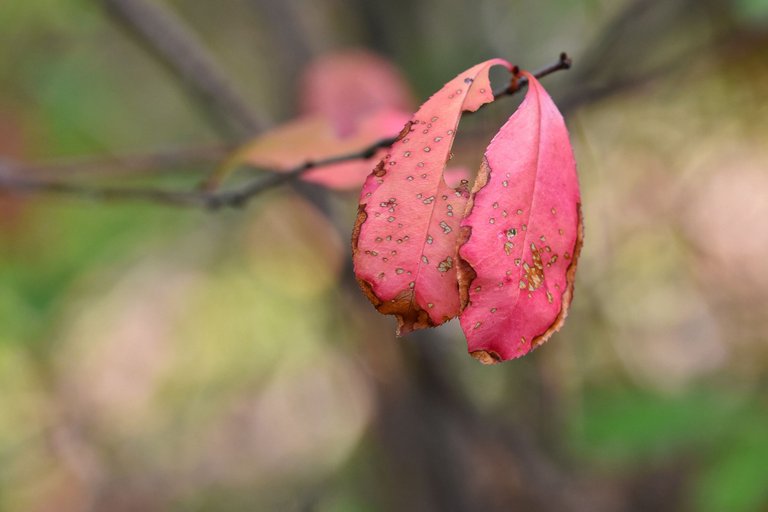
left=0, top=173, right=206, bottom=207
left=0, top=138, right=394, bottom=209
left=2, top=144, right=235, bottom=179
left=103, top=0, right=267, bottom=137
left=205, top=137, right=396, bottom=209
left=0, top=54, right=572, bottom=210
left=495, top=52, right=573, bottom=98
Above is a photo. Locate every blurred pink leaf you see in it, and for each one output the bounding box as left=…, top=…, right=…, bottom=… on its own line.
left=457, top=72, right=582, bottom=364
left=300, top=49, right=414, bottom=137
left=243, top=108, right=410, bottom=190
left=239, top=50, right=416, bottom=190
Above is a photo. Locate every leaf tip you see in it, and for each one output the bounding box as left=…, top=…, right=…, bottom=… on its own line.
left=470, top=350, right=502, bottom=365
left=392, top=301, right=434, bottom=336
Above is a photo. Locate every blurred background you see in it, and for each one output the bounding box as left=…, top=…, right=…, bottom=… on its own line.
left=1, top=0, right=767, bottom=511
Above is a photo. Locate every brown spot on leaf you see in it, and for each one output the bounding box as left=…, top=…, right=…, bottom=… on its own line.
left=522, top=244, right=545, bottom=291
left=456, top=225, right=476, bottom=311
left=350, top=204, right=367, bottom=256
left=396, top=120, right=413, bottom=141
left=373, top=160, right=387, bottom=178
left=531, top=204, right=584, bottom=349
left=455, top=161, right=492, bottom=311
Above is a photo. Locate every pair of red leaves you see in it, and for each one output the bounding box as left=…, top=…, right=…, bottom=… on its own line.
left=352, top=59, right=583, bottom=364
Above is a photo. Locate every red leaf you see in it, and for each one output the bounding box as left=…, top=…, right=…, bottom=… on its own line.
left=457, top=72, right=583, bottom=364
left=352, top=59, right=513, bottom=335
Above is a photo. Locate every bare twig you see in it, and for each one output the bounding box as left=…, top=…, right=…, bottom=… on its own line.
left=204, top=136, right=395, bottom=208
left=103, top=0, right=267, bottom=137
left=495, top=52, right=572, bottom=97
left=0, top=137, right=393, bottom=208
left=0, top=54, right=572, bottom=209
left=2, top=144, right=235, bottom=180
left=0, top=173, right=205, bottom=207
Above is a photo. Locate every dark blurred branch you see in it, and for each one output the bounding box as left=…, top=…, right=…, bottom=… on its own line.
left=249, top=0, right=316, bottom=76
left=0, top=137, right=390, bottom=208
left=1, top=144, right=235, bottom=179
left=102, top=0, right=267, bottom=137
left=0, top=54, right=571, bottom=209
left=0, top=171, right=204, bottom=207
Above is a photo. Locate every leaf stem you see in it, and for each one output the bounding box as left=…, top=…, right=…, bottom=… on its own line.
left=495, top=52, right=572, bottom=98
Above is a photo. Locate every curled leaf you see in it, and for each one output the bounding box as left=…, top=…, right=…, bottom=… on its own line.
left=457, top=72, right=582, bottom=363
left=352, top=59, right=513, bottom=334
